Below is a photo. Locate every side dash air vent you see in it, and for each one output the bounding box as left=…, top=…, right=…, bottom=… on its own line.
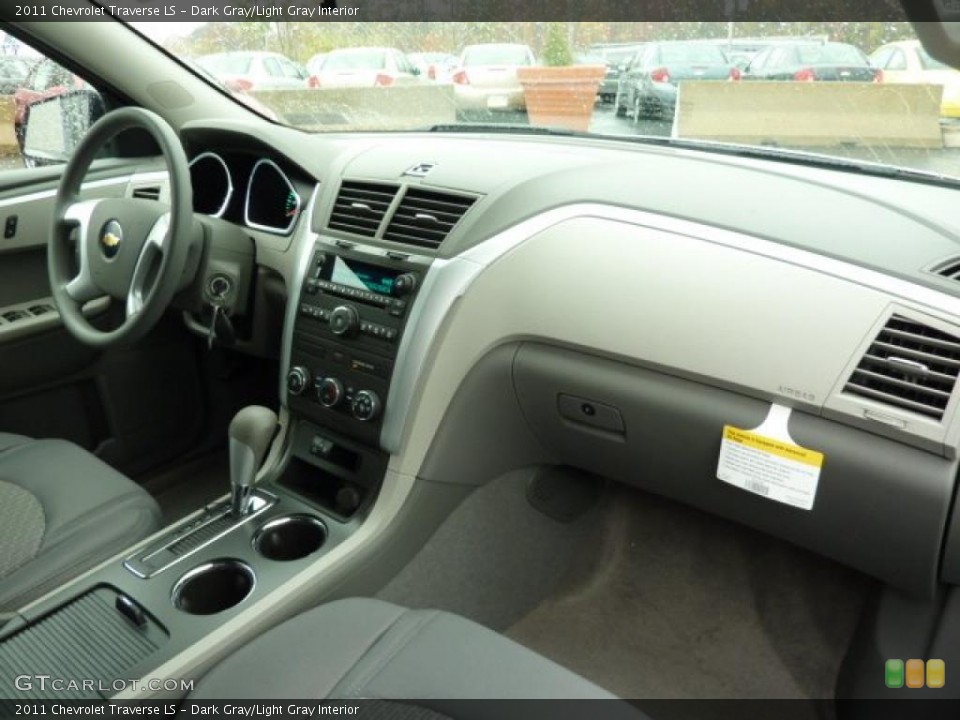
left=932, top=256, right=960, bottom=282
left=328, top=181, right=398, bottom=238
left=382, top=188, right=476, bottom=249
left=131, top=186, right=161, bottom=201
left=844, top=315, right=960, bottom=420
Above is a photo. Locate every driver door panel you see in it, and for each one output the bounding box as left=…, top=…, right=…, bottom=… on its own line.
left=0, top=160, right=206, bottom=477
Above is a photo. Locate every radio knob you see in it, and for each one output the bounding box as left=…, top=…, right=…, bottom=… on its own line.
left=351, top=390, right=382, bottom=422
left=394, top=273, right=418, bottom=297
left=316, top=377, right=344, bottom=408
left=286, top=366, right=310, bottom=396
left=329, top=305, right=360, bottom=337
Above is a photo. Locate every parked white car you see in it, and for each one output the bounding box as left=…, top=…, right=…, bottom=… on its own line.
left=312, top=47, right=424, bottom=88
left=194, top=51, right=309, bottom=92
left=870, top=39, right=960, bottom=118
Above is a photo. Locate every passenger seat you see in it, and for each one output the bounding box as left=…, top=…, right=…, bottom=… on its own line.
left=191, top=598, right=644, bottom=706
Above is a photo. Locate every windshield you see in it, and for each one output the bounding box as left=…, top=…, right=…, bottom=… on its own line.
left=134, top=21, right=960, bottom=183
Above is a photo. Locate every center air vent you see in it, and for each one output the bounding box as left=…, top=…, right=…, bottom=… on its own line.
left=844, top=315, right=960, bottom=421
left=328, top=181, right=398, bottom=238
left=382, top=188, right=476, bottom=249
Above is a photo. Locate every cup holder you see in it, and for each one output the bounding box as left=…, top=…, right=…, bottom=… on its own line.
left=172, top=559, right=255, bottom=615
left=254, top=514, right=327, bottom=562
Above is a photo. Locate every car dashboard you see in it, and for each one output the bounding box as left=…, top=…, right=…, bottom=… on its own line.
left=174, top=120, right=960, bottom=603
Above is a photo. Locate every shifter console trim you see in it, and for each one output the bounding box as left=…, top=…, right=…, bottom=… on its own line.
left=123, top=490, right=278, bottom=579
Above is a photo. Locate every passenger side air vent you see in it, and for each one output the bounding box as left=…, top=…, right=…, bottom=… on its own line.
left=932, top=256, right=960, bottom=282
left=328, top=181, right=398, bottom=238
left=844, top=315, right=960, bottom=421
left=131, top=186, right=161, bottom=201
left=382, top=188, right=476, bottom=249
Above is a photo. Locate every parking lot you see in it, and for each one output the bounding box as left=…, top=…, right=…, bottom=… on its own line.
left=2, top=102, right=958, bottom=179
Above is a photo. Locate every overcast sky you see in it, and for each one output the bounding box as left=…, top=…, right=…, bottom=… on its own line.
left=131, top=22, right=206, bottom=45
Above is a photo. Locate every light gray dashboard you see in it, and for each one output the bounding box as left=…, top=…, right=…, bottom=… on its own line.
left=183, top=122, right=960, bottom=594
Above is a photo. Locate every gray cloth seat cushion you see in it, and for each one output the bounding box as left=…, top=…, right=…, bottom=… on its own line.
left=192, top=598, right=644, bottom=707
left=0, top=432, right=161, bottom=613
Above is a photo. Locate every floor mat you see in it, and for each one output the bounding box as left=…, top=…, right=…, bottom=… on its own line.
left=378, top=467, right=607, bottom=631
left=142, top=452, right=229, bottom=523
left=506, top=484, right=872, bottom=700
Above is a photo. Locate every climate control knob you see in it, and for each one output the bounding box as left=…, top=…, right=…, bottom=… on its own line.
left=316, top=377, right=344, bottom=408
left=286, top=366, right=310, bottom=396
left=351, top=390, right=382, bottom=422
left=329, top=305, right=360, bottom=337
left=394, top=273, right=418, bottom=297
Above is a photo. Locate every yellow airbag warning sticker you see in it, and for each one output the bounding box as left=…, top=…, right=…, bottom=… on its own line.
left=716, top=405, right=824, bottom=511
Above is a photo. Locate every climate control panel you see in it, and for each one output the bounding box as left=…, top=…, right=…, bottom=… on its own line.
left=286, top=243, right=428, bottom=448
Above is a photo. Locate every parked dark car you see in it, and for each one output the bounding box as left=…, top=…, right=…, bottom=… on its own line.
left=742, top=41, right=881, bottom=82
left=587, top=43, right=646, bottom=103
left=615, top=41, right=740, bottom=119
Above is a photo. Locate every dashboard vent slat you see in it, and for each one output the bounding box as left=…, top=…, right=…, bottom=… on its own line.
left=844, top=315, right=960, bottom=421
left=132, top=186, right=161, bottom=201
left=934, top=257, right=960, bottom=281
left=328, top=181, right=399, bottom=238
left=382, top=188, right=477, bottom=249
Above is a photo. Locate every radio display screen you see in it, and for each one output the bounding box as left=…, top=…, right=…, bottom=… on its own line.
left=329, top=257, right=398, bottom=297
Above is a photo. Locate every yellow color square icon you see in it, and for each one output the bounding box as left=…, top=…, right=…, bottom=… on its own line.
left=927, top=659, right=945, bottom=689
left=906, top=659, right=925, bottom=688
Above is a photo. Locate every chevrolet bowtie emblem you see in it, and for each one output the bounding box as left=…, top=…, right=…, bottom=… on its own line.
left=99, top=219, right=123, bottom=259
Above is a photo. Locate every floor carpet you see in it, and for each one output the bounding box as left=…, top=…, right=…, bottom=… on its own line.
left=378, top=467, right=870, bottom=700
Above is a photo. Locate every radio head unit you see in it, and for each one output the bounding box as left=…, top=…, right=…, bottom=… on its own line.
left=286, top=243, right=428, bottom=448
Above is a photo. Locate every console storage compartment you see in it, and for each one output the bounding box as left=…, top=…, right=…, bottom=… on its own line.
left=0, top=586, right=167, bottom=699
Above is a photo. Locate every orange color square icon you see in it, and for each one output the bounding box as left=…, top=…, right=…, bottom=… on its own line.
left=905, top=659, right=925, bottom=688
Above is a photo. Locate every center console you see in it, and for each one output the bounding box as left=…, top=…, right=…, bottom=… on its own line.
left=285, top=242, right=427, bottom=448
left=0, top=232, right=434, bottom=700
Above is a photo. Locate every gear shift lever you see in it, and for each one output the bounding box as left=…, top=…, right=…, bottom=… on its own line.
left=229, top=406, right=279, bottom=517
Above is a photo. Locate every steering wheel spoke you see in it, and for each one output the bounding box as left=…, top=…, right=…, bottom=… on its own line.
left=126, top=212, right=170, bottom=319
left=59, top=198, right=104, bottom=305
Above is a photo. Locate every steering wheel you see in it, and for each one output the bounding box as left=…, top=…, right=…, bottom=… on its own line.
left=48, top=107, right=195, bottom=348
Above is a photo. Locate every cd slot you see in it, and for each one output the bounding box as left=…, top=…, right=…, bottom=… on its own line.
left=306, top=279, right=407, bottom=314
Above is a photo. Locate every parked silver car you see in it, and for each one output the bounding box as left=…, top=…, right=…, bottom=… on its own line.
left=453, top=43, right=537, bottom=112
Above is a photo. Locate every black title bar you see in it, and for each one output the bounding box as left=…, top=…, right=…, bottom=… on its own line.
left=4, top=0, right=956, bottom=22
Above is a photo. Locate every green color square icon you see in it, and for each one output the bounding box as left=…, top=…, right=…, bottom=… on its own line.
left=886, top=659, right=905, bottom=688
